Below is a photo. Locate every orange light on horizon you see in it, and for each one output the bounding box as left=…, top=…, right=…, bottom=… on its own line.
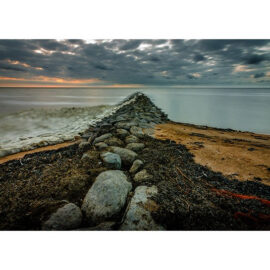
left=0, top=76, right=143, bottom=88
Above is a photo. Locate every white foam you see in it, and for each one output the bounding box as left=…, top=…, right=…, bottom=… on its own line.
left=0, top=92, right=143, bottom=158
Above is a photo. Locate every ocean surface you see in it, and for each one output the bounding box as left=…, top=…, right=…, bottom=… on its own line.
left=0, top=87, right=270, bottom=157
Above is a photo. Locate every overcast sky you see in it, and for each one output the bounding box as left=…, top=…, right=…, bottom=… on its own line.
left=0, top=39, right=270, bottom=87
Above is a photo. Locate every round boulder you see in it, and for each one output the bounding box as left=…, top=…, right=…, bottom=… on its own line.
left=109, top=146, right=137, bottom=166
left=42, top=203, right=82, bottom=230
left=101, top=152, right=121, bottom=169
left=81, top=170, right=132, bottom=224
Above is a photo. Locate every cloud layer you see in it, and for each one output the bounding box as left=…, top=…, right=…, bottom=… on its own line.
left=0, top=39, right=270, bottom=87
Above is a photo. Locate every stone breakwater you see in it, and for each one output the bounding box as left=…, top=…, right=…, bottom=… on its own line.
left=72, top=92, right=168, bottom=230
left=1, top=92, right=270, bottom=230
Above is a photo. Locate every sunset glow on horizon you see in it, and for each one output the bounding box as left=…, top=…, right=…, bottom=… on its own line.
left=0, top=39, right=270, bottom=88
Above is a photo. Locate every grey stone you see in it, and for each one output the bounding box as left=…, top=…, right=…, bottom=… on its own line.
left=125, top=135, right=139, bottom=144
left=134, top=169, right=153, bottom=182
left=101, top=152, right=121, bottom=169
left=93, top=133, right=112, bottom=144
left=116, top=129, right=130, bottom=138
left=78, top=142, right=91, bottom=151
left=42, top=203, right=82, bottom=230
left=129, top=159, right=143, bottom=174
left=75, top=222, right=116, bottom=231
left=130, top=126, right=144, bottom=138
left=81, top=170, right=132, bottom=224
left=126, top=143, right=145, bottom=152
left=120, top=186, right=164, bottom=231
left=104, top=136, right=124, bottom=146
left=109, top=146, right=137, bottom=166
left=115, top=122, right=137, bottom=130
left=95, top=142, right=108, bottom=150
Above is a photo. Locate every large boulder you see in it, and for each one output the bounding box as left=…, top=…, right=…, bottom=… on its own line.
left=42, top=203, right=82, bottom=230
left=109, top=146, right=137, bottom=166
left=120, top=185, right=164, bottom=230
left=101, top=152, right=121, bottom=169
left=81, top=170, right=132, bottom=224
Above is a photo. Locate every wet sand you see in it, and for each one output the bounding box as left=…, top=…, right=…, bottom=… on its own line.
left=0, top=139, right=80, bottom=165
left=155, top=122, right=270, bottom=186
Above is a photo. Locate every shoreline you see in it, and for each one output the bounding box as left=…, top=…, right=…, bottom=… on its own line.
left=1, top=92, right=270, bottom=230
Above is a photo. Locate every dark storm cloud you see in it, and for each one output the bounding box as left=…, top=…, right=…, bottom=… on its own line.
left=193, top=54, right=205, bottom=62
left=0, top=39, right=270, bottom=86
left=253, top=73, right=265, bottom=78
left=244, top=54, right=268, bottom=65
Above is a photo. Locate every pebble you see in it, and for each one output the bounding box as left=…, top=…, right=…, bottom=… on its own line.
left=130, top=126, right=144, bottom=138
left=129, top=159, right=143, bottom=174
left=95, top=142, right=108, bottom=150
left=134, top=169, right=153, bottom=182
left=116, top=129, right=130, bottom=138
left=126, top=143, right=145, bottom=152
left=125, top=135, right=139, bottom=144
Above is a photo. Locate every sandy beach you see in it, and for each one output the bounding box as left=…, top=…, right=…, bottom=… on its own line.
left=155, top=122, right=270, bottom=185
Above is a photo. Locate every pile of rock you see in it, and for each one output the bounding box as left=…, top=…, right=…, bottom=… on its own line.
left=42, top=92, right=167, bottom=231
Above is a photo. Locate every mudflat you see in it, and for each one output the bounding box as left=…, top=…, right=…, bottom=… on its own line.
left=155, top=122, right=270, bottom=185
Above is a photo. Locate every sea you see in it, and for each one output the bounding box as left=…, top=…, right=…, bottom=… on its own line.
left=0, top=87, right=270, bottom=157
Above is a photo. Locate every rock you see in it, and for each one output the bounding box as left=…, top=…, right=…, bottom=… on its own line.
left=126, top=143, right=145, bottom=152
left=129, top=159, right=143, bottom=174
left=42, top=203, right=82, bottom=230
left=116, top=129, right=130, bottom=139
left=125, top=135, right=139, bottom=144
left=95, top=142, right=108, bottom=150
left=78, top=142, right=91, bottom=151
left=81, top=170, right=132, bottom=224
left=75, top=221, right=116, bottom=231
left=130, top=126, right=144, bottom=138
left=101, top=152, right=121, bottom=169
left=93, top=133, right=112, bottom=144
left=115, top=122, right=137, bottom=130
left=120, top=186, right=164, bottom=230
left=134, top=169, right=153, bottom=182
left=104, top=137, right=124, bottom=146
left=109, top=146, right=137, bottom=166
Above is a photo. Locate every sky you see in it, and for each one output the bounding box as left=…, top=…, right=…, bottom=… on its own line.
left=0, top=39, right=270, bottom=88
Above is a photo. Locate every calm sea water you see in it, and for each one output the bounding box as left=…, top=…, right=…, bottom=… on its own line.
left=0, top=87, right=270, bottom=134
